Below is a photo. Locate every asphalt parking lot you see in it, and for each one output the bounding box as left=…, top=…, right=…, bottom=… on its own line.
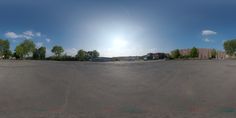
left=1, top=60, right=236, bottom=118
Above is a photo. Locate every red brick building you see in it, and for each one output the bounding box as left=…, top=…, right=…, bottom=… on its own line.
left=179, top=48, right=226, bottom=59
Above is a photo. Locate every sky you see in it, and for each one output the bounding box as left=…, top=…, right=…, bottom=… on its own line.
left=1, top=0, right=236, bottom=57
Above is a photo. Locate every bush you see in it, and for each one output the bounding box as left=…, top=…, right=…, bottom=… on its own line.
left=171, top=49, right=180, bottom=59
left=190, top=47, right=198, bottom=58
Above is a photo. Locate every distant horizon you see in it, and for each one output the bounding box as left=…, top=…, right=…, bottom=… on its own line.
left=1, top=38, right=229, bottom=58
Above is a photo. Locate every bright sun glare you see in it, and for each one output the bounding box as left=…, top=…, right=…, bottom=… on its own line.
left=112, top=37, right=128, bottom=48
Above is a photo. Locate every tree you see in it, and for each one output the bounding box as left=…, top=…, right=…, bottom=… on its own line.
left=171, top=49, right=180, bottom=59
left=15, top=45, right=24, bottom=59
left=224, top=39, right=236, bottom=56
left=92, top=50, right=99, bottom=58
left=76, top=50, right=100, bottom=61
left=38, top=47, right=46, bottom=59
left=21, top=39, right=36, bottom=57
left=33, top=49, right=40, bottom=60
left=211, top=49, right=217, bottom=58
left=51, top=45, right=64, bottom=57
left=4, top=50, right=12, bottom=59
left=13, top=52, right=20, bottom=59
left=76, top=49, right=87, bottom=61
left=0, top=39, right=11, bottom=59
left=190, top=47, right=198, bottom=58
left=15, top=39, right=36, bottom=59
left=87, top=50, right=100, bottom=60
left=87, top=51, right=93, bottom=59
left=33, top=46, right=46, bottom=60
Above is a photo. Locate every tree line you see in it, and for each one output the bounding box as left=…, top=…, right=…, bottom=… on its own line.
left=2, top=38, right=236, bottom=60
left=0, top=39, right=100, bottom=61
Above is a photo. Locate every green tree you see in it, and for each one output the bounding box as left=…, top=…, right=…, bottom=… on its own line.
left=190, top=47, right=198, bottom=58
left=76, top=49, right=87, bottom=61
left=33, top=49, right=40, bottom=60
left=38, top=47, right=46, bottom=59
left=211, top=49, right=217, bottom=58
left=0, top=39, right=11, bottom=59
left=171, top=49, right=180, bottom=59
left=86, top=50, right=100, bottom=60
left=15, top=45, right=24, bottom=59
left=21, top=39, right=36, bottom=57
left=15, top=39, right=36, bottom=59
left=87, top=51, right=94, bottom=60
left=13, top=52, right=20, bottom=59
left=224, top=39, right=236, bottom=56
left=92, top=50, right=99, bottom=58
left=51, top=45, right=64, bottom=57
left=33, top=46, right=46, bottom=60
left=4, top=50, right=12, bottom=59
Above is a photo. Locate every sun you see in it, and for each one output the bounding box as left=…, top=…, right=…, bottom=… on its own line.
left=112, top=36, right=128, bottom=48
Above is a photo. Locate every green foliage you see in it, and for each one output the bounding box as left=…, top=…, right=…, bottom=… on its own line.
left=76, top=49, right=100, bottom=61
left=211, top=49, right=217, bottom=58
left=92, top=50, right=100, bottom=58
left=224, top=39, right=236, bottom=56
left=190, top=47, right=198, bottom=58
left=15, top=39, right=36, bottom=59
left=33, top=46, right=46, bottom=60
left=13, top=52, right=20, bottom=59
left=15, top=45, right=25, bottom=59
left=21, top=40, right=36, bottom=56
left=180, top=55, right=191, bottom=59
left=38, top=47, right=46, bottom=59
left=4, top=50, right=12, bottom=59
left=0, top=38, right=101, bottom=61
left=0, top=39, right=11, bottom=59
left=87, top=50, right=100, bottom=59
left=76, top=49, right=87, bottom=61
left=51, top=45, right=64, bottom=57
left=171, top=49, right=180, bottom=59
left=46, top=54, right=77, bottom=61
left=59, top=54, right=77, bottom=61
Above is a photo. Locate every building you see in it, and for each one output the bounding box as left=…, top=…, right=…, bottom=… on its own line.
left=179, top=49, right=191, bottom=56
left=179, top=48, right=226, bottom=59
left=216, top=51, right=226, bottom=59
left=198, top=48, right=213, bottom=59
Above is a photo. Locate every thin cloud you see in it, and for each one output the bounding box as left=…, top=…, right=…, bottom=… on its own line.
left=203, top=38, right=211, bottom=42
left=36, top=32, right=41, bottom=37
left=65, top=48, right=77, bottom=56
left=45, top=38, right=51, bottom=42
left=46, top=48, right=53, bottom=57
left=35, top=42, right=43, bottom=48
left=201, top=29, right=217, bottom=42
left=5, top=31, right=32, bottom=39
left=23, top=30, right=34, bottom=37
left=5, top=32, right=19, bottom=39
left=202, top=30, right=217, bottom=36
left=5, top=30, right=43, bottom=39
left=222, top=40, right=227, bottom=44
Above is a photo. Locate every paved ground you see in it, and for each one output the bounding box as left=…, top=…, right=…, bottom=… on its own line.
left=1, top=60, right=236, bottom=118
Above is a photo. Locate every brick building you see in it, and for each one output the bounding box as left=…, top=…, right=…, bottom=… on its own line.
left=179, top=48, right=226, bottom=59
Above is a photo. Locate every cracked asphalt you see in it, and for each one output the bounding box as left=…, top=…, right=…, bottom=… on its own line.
left=1, top=60, right=236, bottom=118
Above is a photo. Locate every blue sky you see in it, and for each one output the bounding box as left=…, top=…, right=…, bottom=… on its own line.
left=1, top=0, right=236, bottom=57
